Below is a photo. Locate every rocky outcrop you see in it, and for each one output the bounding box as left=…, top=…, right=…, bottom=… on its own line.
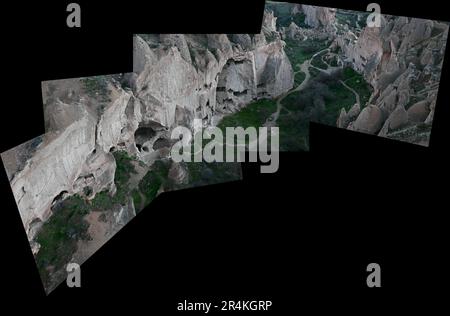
left=349, top=105, right=384, bottom=134
left=134, top=12, right=293, bottom=127
left=301, top=5, right=336, bottom=30
left=4, top=11, right=294, bottom=246
left=337, top=103, right=360, bottom=129
left=332, top=12, right=448, bottom=145
left=4, top=105, right=101, bottom=241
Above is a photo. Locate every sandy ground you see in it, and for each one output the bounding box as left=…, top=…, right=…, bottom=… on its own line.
left=71, top=211, right=114, bottom=266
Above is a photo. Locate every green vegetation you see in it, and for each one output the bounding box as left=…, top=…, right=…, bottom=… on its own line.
left=91, top=191, right=114, bottom=211
left=180, top=99, right=273, bottom=187
left=335, top=11, right=363, bottom=30
left=294, top=71, right=306, bottom=87
left=277, top=110, right=310, bottom=151
left=283, top=91, right=301, bottom=112
left=284, top=38, right=329, bottom=67
left=35, top=195, right=90, bottom=289
left=137, top=160, right=171, bottom=209
left=341, top=67, right=372, bottom=107
left=266, top=1, right=308, bottom=28
left=87, top=150, right=139, bottom=212
left=311, top=52, right=328, bottom=70
left=323, top=79, right=357, bottom=122
left=266, top=2, right=294, bottom=27
left=308, top=66, right=321, bottom=79
left=112, top=150, right=137, bottom=205
left=131, top=189, right=142, bottom=209
left=218, top=99, right=277, bottom=130
left=275, top=67, right=372, bottom=151
left=83, top=186, right=92, bottom=197
left=81, top=76, right=111, bottom=102
left=292, top=13, right=307, bottom=28
left=328, top=55, right=339, bottom=67
left=187, top=160, right=241, bottom=186
left=34, top=150, right=142, bottom=289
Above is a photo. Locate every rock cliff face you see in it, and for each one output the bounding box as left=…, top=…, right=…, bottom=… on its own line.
left=340, top=16, right=448, bottom=145
left=3, top=11, right=294, bottom=245
left=296, top=6, right=448, bottom=145
left=302, top=5, right=336, bottom=30
left=133, top=26, right=294, bottom=127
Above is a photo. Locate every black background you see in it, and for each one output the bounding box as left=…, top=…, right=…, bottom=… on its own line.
left=1, top=0, right=448, bottom=313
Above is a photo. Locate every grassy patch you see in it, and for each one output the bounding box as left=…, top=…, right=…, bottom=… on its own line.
left=90, top=150, right=138, bottom=211
left=266, top=2, right=296, bottom=27
left=308, top=66, right=321, bottom=79
left=91, top=191, right=114, bottom=211
left=81, top=76, right=110, bottom=102
left=112, top=150, right=137, bottom=205
left=138, top=160, right=171, bottom=208
left=282, top=91, right=301, bottom=112
left=185, top=160, right=241, bottom=188
left=284, top=38, right=329, bottom=68
left=292, top=13, right=308, bottom=28
left=266, top=1, right=308, bottom=29
left=342, top=67, right=372, bottom=107
left=294, top=71, right=306, bottom=87
left=218, top=98, right=277, bottom=130
left=276, top=67, right=372, bottom=151
left=277, top=111, right=310, bottom=151
left=311, top=52, right=328, bottom=70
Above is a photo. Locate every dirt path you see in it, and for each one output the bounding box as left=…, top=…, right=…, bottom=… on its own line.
left=266, top=47, right=330, bottom=126
left=339, top=79, right=361, bottom=106
left=303, top=49, right=362, bottom=107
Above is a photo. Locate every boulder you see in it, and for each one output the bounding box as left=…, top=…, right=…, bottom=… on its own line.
left=407, top=100, right=430, bottom=123
left=352, top=105, right=384, bottom=134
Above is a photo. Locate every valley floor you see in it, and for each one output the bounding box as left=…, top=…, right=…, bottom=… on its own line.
left=218, top=38, right=372, bottom=151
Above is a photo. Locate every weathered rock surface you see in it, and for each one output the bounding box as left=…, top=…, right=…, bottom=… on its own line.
left=332, top=12, right=448, bottom=144
left=3, top=10, right=294, bottom=246
left=134, top=12, right=293, bottom=129
left=407, top=100, right=430, bottom=123
left=350, top=105, right=384, bottom=134
left=302, top=5, right=336, bottom=29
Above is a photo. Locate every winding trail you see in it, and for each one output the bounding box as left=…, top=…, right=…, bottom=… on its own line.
left=266, top=47, right=329, bottom=126
left=219, top=41, right=364, bottom=150
left=265, top=44, right=364, bottom=127
left=339, top=80, right=360, bottom=106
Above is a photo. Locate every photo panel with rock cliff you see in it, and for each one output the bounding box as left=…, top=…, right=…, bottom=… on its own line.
left=1, top=131, right=139, bottom=294
left=0, top=71, right=243, bottom=294
left=264, top=1, right=448, bottom=148
left=140, top=2, right=447, bottom=151
left=41, top=74, right=242, bottom=194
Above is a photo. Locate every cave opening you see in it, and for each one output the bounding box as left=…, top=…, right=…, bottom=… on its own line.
left=51, top=190, right=69, bottom=207
left=134, top=126, right=157, bottom=152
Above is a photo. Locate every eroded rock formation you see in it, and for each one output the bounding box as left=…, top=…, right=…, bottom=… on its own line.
left=342, top=16, right=448, bottom=145
left=2, top=10, right=294, bottom=248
